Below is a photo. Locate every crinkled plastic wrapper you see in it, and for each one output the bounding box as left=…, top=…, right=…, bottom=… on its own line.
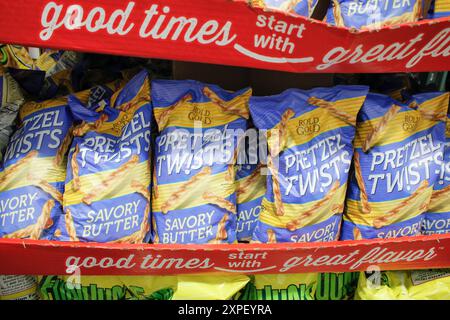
left=326, top=0, right=422, bottom=29
left=355, top=269, right=450, bottom=300
left=342, top=92, right=448, bottom=240
left=236, top=273, right=359, bottom=300
left=38, top=274, right=249, bottom=300
left=249, top=85, right=369, bottom=243
left=423, top=114, right=450, bottom=235
left=151, top=80, right=251, bottom=244
left=55, top=70, right=152, bottom=243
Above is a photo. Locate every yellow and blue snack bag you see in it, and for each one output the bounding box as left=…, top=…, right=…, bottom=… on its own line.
left=355, top=269, right=450, bottom=300
left=256, top=0, right=319, bottom=17
left=342, top=92, right=448, bottom=240
left=236, top=273, right=359, bottom=300
left=249, top=86, right=369, bottom=243
left=0, top=94, right=79, bottom=239
left=236, top=163, right=266, bottom=242
left=326, top=0, right=422, bottom=29
left=151, top=80, right=251, bottom=244
left=422, top=115, right=450, bottom=235
left=428, top=0, right=450, bottom=18
left=37, top=274, right=249, bottom=300
left=55, top=70, right=152, bottom=243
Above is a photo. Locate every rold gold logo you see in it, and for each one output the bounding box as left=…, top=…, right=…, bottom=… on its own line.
left=403, top=115, right=420, bottom=132
left=297, top=117, right=320, bottom=135
left=188, top=106, right=211, bottom=124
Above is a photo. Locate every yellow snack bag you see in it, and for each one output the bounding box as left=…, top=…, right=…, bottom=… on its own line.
left=355, top=269, right=450, bottom=300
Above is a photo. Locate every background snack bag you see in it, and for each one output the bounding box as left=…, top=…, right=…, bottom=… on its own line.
left=0, top=67, right=24, bottom=161
left=0, top=275, right=40, bottom=300
left=38, top=275, right=177, bottom=300
left=57, top=70, right=152, bottom=243
left=236, top=273, right=359, bottom=300
left=236, top=163, right=266, bottom=242
left=342, top=92, right=448, bottom=240
left=0, top=91, right=80, bottom=239
left=151, top=80, right=251, bottom=244
left=255, top=0, right=319, bottom=17
left=422, top=115, right=450, bottom=235
left=174, top=274, right=250, bottom=300
left=326, top=0, right=422, bottom=29
left=355, top=269, right=450, bottom=300
left=249, top=86, right=369, bottom=243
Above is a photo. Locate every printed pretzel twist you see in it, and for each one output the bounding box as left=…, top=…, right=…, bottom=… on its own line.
left=0, top=150, right=38, bottom=185
left=308, top=97, right=356, bottom=127
left=28, top=175, right=63, bottom=203
left=269, top=108, right=295, bottom=157
left=54, top=126, right=74, bottom=166
left=157, top=93, right=192, bottom=130
left=203, top=86, right=250, bottom=119
left=82, top=155, right=140, bottom=205
left=353, top=152, right=371, bottom=213
left=30, top=200, right=54, bottom=240
left=267, top=229, right=277, bottom=244
left=268, top=156, right=285, bottom=217
left=202, top=191, right=237, bottom=214
left=71, top=144, right=81, bottom=191
left=236, top=164, right=263, bottom=196
left=363, top=104, right=401, bottom=152
left=373, top=180, right=429, bottom=228
left=160, top=166, right=212, bottom=214
left=65, top=208, right=79, bottom=241
left=431, top=184, right=450, bottom=201
left=408, top=101, right=447, bottom=122
left=208, top=213, right=229, bottom=244
left=286, top=181, right=340, bottom=231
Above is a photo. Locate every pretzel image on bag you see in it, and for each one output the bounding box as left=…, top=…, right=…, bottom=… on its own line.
left=342, top=92, right=448, bottom=240
left=423, top=109, right=450, bottom=235
left=0, top=94, right=79, bottom=239
left=326, top=0, right=422, bottom=29
left=152, top=80, right=251, bottom=244
left=249, top=85, right=369, bottom=243
left=255, top=0, right=319, bottom=17
left=55, top=70, right=152, bottom=243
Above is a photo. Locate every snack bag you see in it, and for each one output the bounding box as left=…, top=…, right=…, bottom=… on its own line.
left=254, top=0, right=319, bottom=17
left=38, top=275, right=177, bottom=300
left=428, top=0, right=450, bottom=18
left=355, top=269, right=450, bottom=300
left=236, top=163, right=266, bottom=241
left=342, top=92, right=448, bottom=240
left=326, top=0, right=422, bottom=29
left=236, top=273, right=359, bottom=300
left=0, top=275, right=40, bottom=300
left=151, top=80, right=251, bottom=244
left=249, top=86, right=369, bottom=243
left=174, top=274, right=250, bottom=300
left=0, top=93, right=78, bottom=239
left=0, top=67, right=24, bottom=160
left=422, top=115, right=450, bottom=235
left=56, top=70, right=152, bottom=243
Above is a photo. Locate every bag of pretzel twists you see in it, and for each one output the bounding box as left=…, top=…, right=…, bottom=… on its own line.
left=55, top=70, right=152, bottom=243
left=422, top=112, right=450, bottom=235
left=152, top=80, right=251, bottom=244
left=236, top=273, right=359, bottom=300
left=249, top=86, right=369, bottom=243
left=0, top=67, right=24, bottom=161
left=355, top=269, right=450, bottom=300
left=326, top=0, right=422, bottom=29
left=254, top=0, right=319, bottom=17
left=0, top=82, right=120, bottom=240
left=342, top=92, right=448, bottom=240
left=0, top=275, right=40, bottom=300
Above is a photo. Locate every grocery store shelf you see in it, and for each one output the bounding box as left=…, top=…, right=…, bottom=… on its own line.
left=0, top=0, right=449, bottom=73
left=1, top=234, right=449, bottom=275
